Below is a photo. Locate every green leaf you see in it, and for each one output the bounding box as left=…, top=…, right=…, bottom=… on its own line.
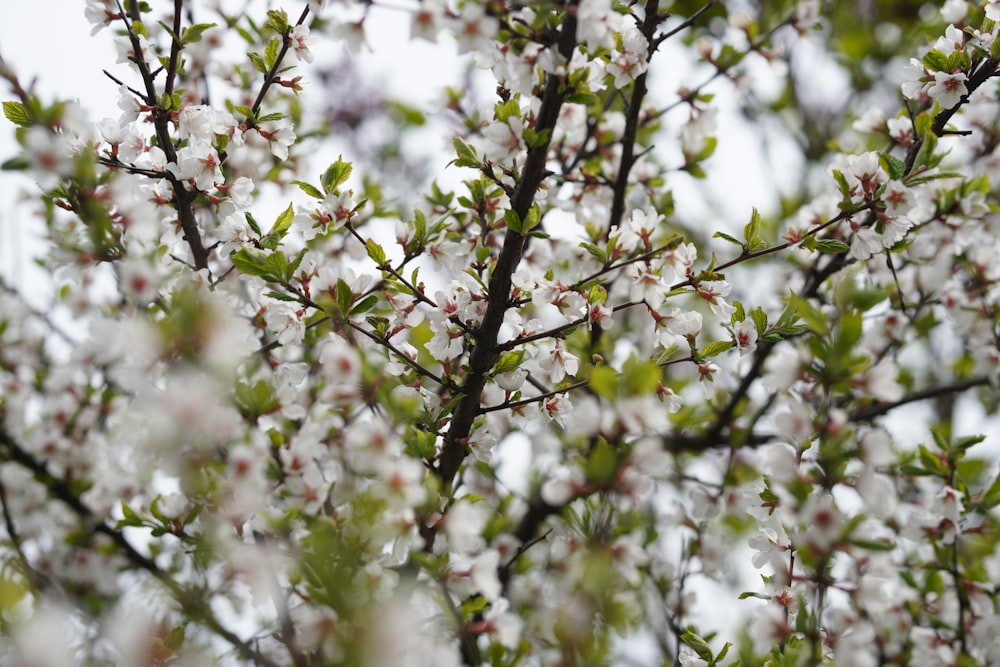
left=452, top=137, right=479, bottom=168
left=504, top=209, right=523, bottom=234
left=164, top=626, right=185, bottom=651
left=494, top=99, right=520, bottom=123
left=263, top=251, right=290, bottom=283
left=952, top=434, right=986, bottom=453
left=834, top=311, right=863, bottom=353
left=701, top=340, right=734, bottom=358
left=739, top=591, right=771, bottom=600
left=322, top=156, right=353, bottom=193
left=814, top=239, right=850, bottom=254
left=1, top=157, right=30, bottom=171
left=831, top=169, right=850, bottom=199
left=365, top=239, right=387, bottom=266
left=264, top=36, right=280, bottom=70
left=265, top=290, right=298, bottom=302
left=680, top=632, right=713, bottom=662
left=257, top=112, right=286, bottom=123
left=918, top=444, right=947, bottom=476
left=848, top=538, right=896, bottom=551
left=493, top=350, right=525, bottom=375
left=522, top=203, right=542, bottom=233
left=588, top=365, right=619, bottom=400
left=265, top=9, right=290, bottom=34
left=732, top=300, right=746, bottom=326
left=713, top=231, right=743, bottom=248
left=922, top=49, right=948, bottom=72
left=232, top=248, right=270, bottom=279
left=743, top=207, right=762, bottom=248
left=522, top=127, right=550, bottom=149
left=234, top=379, right=281, bottom=420
left=880, top=153, right=906, bottom=181
left=2, top=101, right=32, bottom=127
left=788, top=293, right=828, bottom=335
left=244, top=212, right=261, bottom=236
left=180, top=22, right=217, bottom=45
left=335, top=278, right=353, bottom=315
left=750, top=307, right=768, bottom=335
left=349, top=294, right=379, bottom=316
left=980, top=470, right=1000, bottom=510
left=292, top=180, right=323, bottom=199
left=585, top=439, right=618, bottom=486
left=621, top=358, right=661, bottom=395
left=117, top=502, right=146, bottom=529
left=259, top=203, right=295, bottom=250
left=247, top=51, right=267, bottom=74
left=579, top=242, right=607, bottom=264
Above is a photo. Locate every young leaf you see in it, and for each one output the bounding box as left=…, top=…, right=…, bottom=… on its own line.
left=2, top=101, right=32, bottom=127
left=322, top=156, right=353, bottom=193
left=181, top=22, right=217, bottom=45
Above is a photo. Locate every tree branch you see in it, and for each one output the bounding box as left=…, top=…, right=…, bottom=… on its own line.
left=435, top=4, right=579, bottom=488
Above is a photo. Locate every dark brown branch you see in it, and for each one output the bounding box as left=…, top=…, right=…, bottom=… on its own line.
left=114, top=0, right=210, bottom=271
left=164, top=0, right=185, bottom=98
left=851, top=376, right=992, bottom=422
left=245, top=7, right=311, bottom=125
left=607, top=0, right=663, bottom=232
left=435, top=5, right=579, bottom=488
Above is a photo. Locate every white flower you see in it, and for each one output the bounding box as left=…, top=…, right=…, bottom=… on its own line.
left=452, top=4, right=499, bottom=54
left=849, top=226, right=882, bottom=261
left=927, top=70, right=968, bottom=109
left=900, top=58, right=928, bottom=100
left=411, top=0, right=445, bottom=41
left=933, top=24, right=966, bottom=56
left=307, top=0, right=330, bottom=15
left=537, top=339, right=579, bottom=383
left=696, top=280, right=736, bottom=318
left=118, top=257, right=160, bottom=305
left=940, top=0, right=967, bottom=24
left=481, top=116, right=524, bottom=163
left=858, top=361, right=903, bottom=402
left=616, top=208, right=660, bottom=252
left=24, top=127, right=76, bottom=188
left=852, top=107, right=886, bottom=134
left=794, top=0, right=820, bottom=30
left=679, top=647, right=709, bottom=667
left=445, top=500, right=488, bottom=554
left=843, top=151, right=887, bottom=200
left=319, top=334, right=362, bottom=386
left=654, top=307, right=702, bottom=348
left=85, top=0, right=118, bottom=34
left=468, top=550, right=502, bottom=601
left=263, top=300, right=305, bottom=346
left=628, top=263, right=668, bottom=305
left=170, top=141, right=222, bottom=190
left=748, top=603, right=790, bottom=655
left=606, top=27, right=649, bottom=87
left=734, top=319, right=758, bottom=356
left=495, top=368, right=527, bottom=392
left=886, top=116, right=914, bottom=146
left=289, top=25, right=314, bottom=63
left=482, top=599, right=523, bottom=649
left=426, top=321, right=465, bottom=361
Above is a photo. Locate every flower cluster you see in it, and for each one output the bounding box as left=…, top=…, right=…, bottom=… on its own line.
left=2, top=1, right=1000, bottom=666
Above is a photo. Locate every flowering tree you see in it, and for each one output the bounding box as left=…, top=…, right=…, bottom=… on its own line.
left=4, top=0, right=1000, bottom=664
